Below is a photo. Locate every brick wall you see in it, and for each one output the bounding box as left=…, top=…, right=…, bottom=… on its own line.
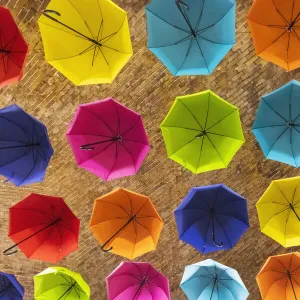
left=0, top=0, right=299, bottom=299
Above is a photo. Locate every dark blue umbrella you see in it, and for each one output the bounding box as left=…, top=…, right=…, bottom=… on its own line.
left=174, top=184, right=249, bottom=253
left=0, top=271, right=24, bottom=299
left=0, top=104, right=53, bottom=186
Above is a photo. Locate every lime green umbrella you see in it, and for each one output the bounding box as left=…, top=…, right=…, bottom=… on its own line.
left=161, top=90, right=244, bottom=174
left=34, top=267, right=90, bottom=299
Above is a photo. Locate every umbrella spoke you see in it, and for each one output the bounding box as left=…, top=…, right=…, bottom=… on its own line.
left=261, top=207, right=290, bottom=230
left=205, top=110, right=236, bottom=132
left=178, top=99, right=203, bottom=130
left=205, top=134, right=226, bottom=167
left=266, top=127, right=289, bottom=158
left=271, top=0, right=290, bottom=26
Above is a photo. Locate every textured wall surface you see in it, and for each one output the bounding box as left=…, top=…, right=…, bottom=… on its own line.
left=0, top=0, right=300, bottom=299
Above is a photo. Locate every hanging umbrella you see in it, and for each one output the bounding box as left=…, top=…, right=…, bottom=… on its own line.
left=252, top=80, right=300, bottom=167
left=257, top=176, right=300, bottom=247
left=0, top=272, right=24, bottom=300
left=106, top=262, right=170, bottom=300
left=34, top=267, right=90, bottom=300
left=248, top=0, right=300, bottom=71
left=38, top=0, right=133, bottom=85
left=174, top=184, right=249, bottom=253
left=161, top=90, right=244, bottom=174
left=0, top=6, right=28, bottom=86
left=89, top=188, right=163, bottom=260
left=181, top=259, right=249, bottom=300
left=146, top=0, right=235, bottom=75
left=3, top=193, right=80, bottom=263
left=67, top=98, right=150, bottom=181
left=0, top=104, right=53, bottom=186
left=257, top=252, right=300, bottom=300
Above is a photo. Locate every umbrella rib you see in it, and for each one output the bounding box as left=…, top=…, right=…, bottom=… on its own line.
left=106, top=142, right=119, bottom=180
left=101, top=44, right=132, bottom=55
left=205, top=134, right=226, bottom=167
left=274, top=182, right=293, bottom=205
left=122, top=138, right=148, bottom=145
left=121, top=117, right=141, bottom=136
left=215, top=212, right=248, bottom=226
left=178, top=99, right=203, bottom=130
left=195, top=38, right=210, bottom=73
left=292, top=181, right=300, bottom=205
left=207, top=131, right=244, bottom=141
left=134, top=198, right=149, bottom=216
left=252, top=124, right=286, bottom=130
left=120, top=141, right=137, bottom=173
left=266, top=127, right=289, bottom=158
left=96, top=199, right=131, bottom=216
left=256, top=31, right=287, bottom=56
left=195, top=0, right=205, bottom=31
left=214, top=216, right=233, bottom=247
left=290, top=127, right=298, bottom=167
left=217, top=280, right=237, bottom=300
left=271, top=0, right=290, bottom=25
left=135, top=219, right=156, bottom=247
left=101, top=17, right=127, bottom=45
left=146, top=9, right=190, bottom=34
left=160, top=125, right=200, bottom=132
left=261, top=207, right=290, bottom=230
left=0, top=146, right=32, bottom=168
left=196, top=136, right=205, bottom=172
left=174, top=38, right=193, bottom=75
left=17, top=148, right=38, bottom=186
left=205, top=110, right=236, bottom=132
left=197, top=35, right=234, bottom=46
left=148, top=35, right=193, bottom=49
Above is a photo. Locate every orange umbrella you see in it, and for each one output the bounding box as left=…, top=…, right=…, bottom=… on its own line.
left=248, top=0, right=300, bottom=71
left=89, top=188, right=163, bottom=260
left=257, top=252, right=300, bottom=299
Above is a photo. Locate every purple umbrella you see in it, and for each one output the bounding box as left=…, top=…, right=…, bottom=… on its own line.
left=0, top=271, right=24, bottom=299
left=106, top=262, right=170, bottom=300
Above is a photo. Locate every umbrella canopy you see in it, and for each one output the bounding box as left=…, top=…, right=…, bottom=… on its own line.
left=67, top=98, right=150, bottom=181
left=89, top=188, right=163, bottom=260
left=4, top=193, right=80, bottom=263
left=34, top=267, right=90, bottom=300
left=252, top=80, right=300, bottom=167
left=257, top=252, right=300, bottom=300
left=0, top=6, right=28, bottom=86
left=0, top=104, right=53, bottom=186
left=175, top=184, right=249, bottom=253
left=38, top=0, right=133, bottom=85
left=257, top=176, right=300, bottom=247
left=0, top=272, right=24, bottom=300
left=106, top=262, right=170, bottom=300
left=161, top=90, right=244, bottom=174
left=146, top=0, right=235, bottom=76
left=248, top=0, right=300, bottom=71
left=181, top=259, right=249, bottom=300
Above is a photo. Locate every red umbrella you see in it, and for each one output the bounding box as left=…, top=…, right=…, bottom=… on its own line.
left=0, top=6, right=28, bottom=86
left=3, top=193, right=80, bottom=263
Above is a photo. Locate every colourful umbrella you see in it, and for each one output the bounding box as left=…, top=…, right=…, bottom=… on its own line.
left=257, top=252, right=300, bottom=300
left=0, top=104, right=53, bottom=186
left=38, top=0, right=133, bottom=85
left=253, top=80, right=300, bottom=167
left=89, top=188, right=163, bottom=260
left=257, top=176, right=300, bottom=247
left=181, top=259, right=249, bottom=300
left=175, top=184, right=249, bottom=253
left=248, top=0, right=300, bottom=71
left=34, top=267, right=90, bottom=300
left=67, top=98, right=150, bottom=181
left=146, top=0, right=235, bottom=75
left=106, top=262, right=170, bottom=300
left=0, top=6, right=28, bottom=86
left=3, top=193, right=80, bottom=263
left=0, top=271, right=24, bottom=300
left=161, top=90, right=244, bottom=173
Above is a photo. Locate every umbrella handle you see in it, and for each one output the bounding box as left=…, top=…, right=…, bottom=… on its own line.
left=176, top=0, right=189, bottom=9
left=213, top=238, right=224, bottom=248
left=3, top=247, right=18, bottom=256
left=101, top=246, right=113, bottom=253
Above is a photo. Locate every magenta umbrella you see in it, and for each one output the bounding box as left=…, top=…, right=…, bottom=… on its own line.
left=66, top=98, right=150, bottom=181
left=106, top=262, right=170, bottom=300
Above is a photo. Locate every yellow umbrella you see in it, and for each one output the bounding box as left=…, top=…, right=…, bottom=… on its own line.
left=38, top=0, right=133, bottom=85
left=257, top=177, right=300, bottom=248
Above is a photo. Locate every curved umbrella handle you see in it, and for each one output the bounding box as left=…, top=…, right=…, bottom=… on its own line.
left=176, top=0, right=189, bottom=9
left=3, top=246, right=18, bottom=256
left=212, top=236, right=223, bottom=248
left=42, top=9, right=61, bottom=17
left=101, top=245, right=113, bottom=253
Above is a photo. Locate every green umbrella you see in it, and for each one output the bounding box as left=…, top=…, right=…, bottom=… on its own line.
left=161, top=90, right=244, bottom=174
left=34, top=267, right=90, bottom=300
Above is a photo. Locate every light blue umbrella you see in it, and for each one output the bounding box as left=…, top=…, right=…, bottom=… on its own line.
left=180, top=259, right=249, bottom=300
left=145, top=0, right=235, bottom=76
left=252, top=80, right=300, bottom=167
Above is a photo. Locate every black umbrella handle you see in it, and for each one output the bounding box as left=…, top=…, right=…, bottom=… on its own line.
left=211, top=215, right=223, bottom=247
left=100, top=215, right=136, bottom=253
left=3, top=219, right=60, bottom=256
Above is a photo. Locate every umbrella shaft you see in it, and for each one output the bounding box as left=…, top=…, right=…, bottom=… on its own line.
left=176, top=1, right=197, bottom=37
left=0, top=48, right=9, bottom=54
left=3, top=219, right=60, bottom=255
left=42, top=10, right=102, bottom=46
left=101, top=215, right=136, bottom=251
left=80, top=138, right=118, bottom=149
left=288, top=272, right=298, bottom=300
left=132, top=278, right=146, bottom=300
left=58, top=283, right=76, bottom=300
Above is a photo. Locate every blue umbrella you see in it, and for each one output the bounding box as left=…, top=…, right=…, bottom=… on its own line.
left=252, top=80, right=300, bottom=167
left=0, top=104, right=53, bottom=186
left=0, top=271, right=24, bottom=299
left=145, top=0, right=235, bottom=76
left=180, top=259, right=249, bottom=300
left=174, top=184, right=249, bottom=253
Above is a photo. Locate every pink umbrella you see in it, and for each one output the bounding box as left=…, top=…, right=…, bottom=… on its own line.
left=66, top=98, right=150, bottom=181
left=106, top=262, right=170, bottom=300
